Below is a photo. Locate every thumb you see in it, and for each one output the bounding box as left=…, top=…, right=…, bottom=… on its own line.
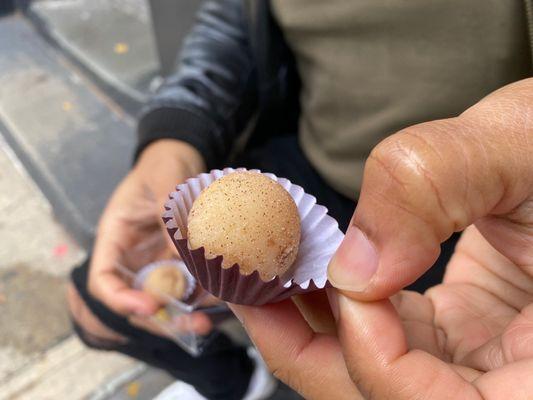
left=136, top=139, right=205, bottom=242
left=328, top=82, right=533, bottom=299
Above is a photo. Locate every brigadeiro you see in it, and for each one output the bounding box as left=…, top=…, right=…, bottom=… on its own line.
left=187, top=171, right=301, bottom=281
left=134, top=260, right=196, bottom=303
left=143, top=264, right=188, bottom=302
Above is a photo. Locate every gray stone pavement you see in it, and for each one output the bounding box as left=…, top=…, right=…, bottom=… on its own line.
left=29, top=0, right=159, bottom=107
left=0, top=10, right=174, bottom=398
left=0, top=136, right=145, bottom=399
left=0, top=14, right=137, bottom=249
left=0, top=133, right=83, bottom=380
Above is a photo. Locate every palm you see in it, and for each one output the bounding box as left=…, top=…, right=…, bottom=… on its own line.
left=393, top=225, right=533, bottom=385
left=89, top=169, right=179, bottom=316
left=104, top=172, right=172, bottom=269
left=102, top=173, right=220, bottom=335
left=232, top=224, right=533, bottom=399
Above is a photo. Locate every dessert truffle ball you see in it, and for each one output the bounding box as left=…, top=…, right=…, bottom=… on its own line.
left=143, top=264, right=187, bottom=302
left=187, top=171, right=301, bottom=280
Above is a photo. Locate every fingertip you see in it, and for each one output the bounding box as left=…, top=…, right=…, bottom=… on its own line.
left=337, top=294, right=407, bottom=365
left=334, top=295, right=407, bottom=399
left=106, top=288, right=159, bottom=317
left=328, top=225, right=379, bottom=293
left=330, top=242, right=440, bottom=302
left=130, top=291, right=161, bottom=316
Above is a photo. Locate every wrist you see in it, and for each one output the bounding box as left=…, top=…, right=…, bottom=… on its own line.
left=136, top=139, right=205, bottom=178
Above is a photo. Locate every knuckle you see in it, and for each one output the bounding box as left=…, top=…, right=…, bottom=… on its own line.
left=263, top=348, right=306, bottom=396
left=367, top=132, right=434, bottom=214
left=271, top=365, right=306, bottom=398
left=368, top=128, right=439, bottom=193
left=368, top=136, right=411, bottom=189
left=348, top=369, right=369, bottom=395
left=87, top=272, right=120, bottom=314
left=86, top=263, right=133, bottom=317
left=367, top=124, right=467, bottom=234
left=270, top=365, right=286, bottom=382
left=485, top=341, right=504, bottom=368
left=347, top=364, right=390, bottom=400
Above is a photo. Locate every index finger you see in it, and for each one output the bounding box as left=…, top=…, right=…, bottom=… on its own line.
left=88, top=229, right=159, bottom=316
left=230, top=300, right=362, bottom=400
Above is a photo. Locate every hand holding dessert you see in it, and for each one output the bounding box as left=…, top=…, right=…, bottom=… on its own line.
left=164, top=169, right=343, bottom=305
left=88, top=139, right=205, bottom=319
left=187, top=171, right=301, bottom=281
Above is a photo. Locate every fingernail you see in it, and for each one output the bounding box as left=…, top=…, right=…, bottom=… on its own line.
left=328, top=225, right=378, bottom=292
left=326, top=288, right=339, bottom=321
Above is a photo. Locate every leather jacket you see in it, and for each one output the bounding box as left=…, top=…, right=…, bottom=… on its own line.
left=136, top=0, right=300, bottom=168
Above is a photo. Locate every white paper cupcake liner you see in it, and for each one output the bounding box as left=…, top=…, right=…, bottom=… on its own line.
left=162, top=168, right=344, bottom=305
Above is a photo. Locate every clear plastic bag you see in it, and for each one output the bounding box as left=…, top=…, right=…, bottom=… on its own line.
left=114, top=236, right=233, bottom=356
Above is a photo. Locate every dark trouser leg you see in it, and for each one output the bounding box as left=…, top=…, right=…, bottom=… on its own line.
left=70, top=261, right=253, bottom=400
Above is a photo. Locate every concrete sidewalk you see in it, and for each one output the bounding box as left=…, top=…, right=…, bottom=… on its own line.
left=0, top=10, right=180, bottom=399
left=0, top=136, right=147, bottom=400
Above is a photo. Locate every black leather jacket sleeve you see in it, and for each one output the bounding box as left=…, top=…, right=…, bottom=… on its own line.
left=136, top=0, right=257, bottom=169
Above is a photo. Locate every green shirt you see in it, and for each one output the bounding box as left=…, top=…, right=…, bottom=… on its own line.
left=272, top=0, right=531, bottom=199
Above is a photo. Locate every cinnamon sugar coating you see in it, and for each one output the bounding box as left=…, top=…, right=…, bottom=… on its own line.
left=187, top=172, right=301, bottom=280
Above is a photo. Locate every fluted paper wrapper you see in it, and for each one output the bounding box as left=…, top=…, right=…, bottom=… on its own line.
left=163, top=168, right=344, bottom=305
